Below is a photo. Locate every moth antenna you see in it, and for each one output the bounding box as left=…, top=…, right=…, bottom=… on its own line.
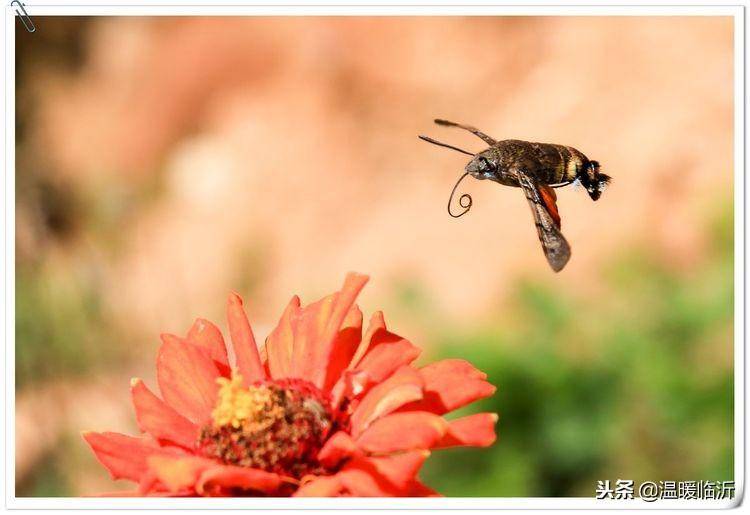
left=433, top=119, right=498, bottom=146
left=418, top=135, right=475, bottom=157
left=447, top=172, right=473, bottom=218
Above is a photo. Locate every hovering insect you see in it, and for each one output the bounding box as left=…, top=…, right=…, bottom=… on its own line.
left=419, top=119, right=610, bottom=272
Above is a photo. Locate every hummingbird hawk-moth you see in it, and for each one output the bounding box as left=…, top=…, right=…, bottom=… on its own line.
left=419, top=119, right=611, bottom=272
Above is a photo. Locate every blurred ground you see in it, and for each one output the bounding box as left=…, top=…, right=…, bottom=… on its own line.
left=15, top=16, right=733, bottom=496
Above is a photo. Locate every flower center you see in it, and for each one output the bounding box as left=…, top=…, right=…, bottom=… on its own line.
left=198, top=374, right=333, bottom=479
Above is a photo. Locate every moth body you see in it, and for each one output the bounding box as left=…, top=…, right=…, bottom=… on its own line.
left=419, top=119, right=611, bottom=272
left=466, top=140, right=606, bottom=199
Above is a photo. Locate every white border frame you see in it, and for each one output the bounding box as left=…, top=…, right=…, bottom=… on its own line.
left=2, top=1, right=744, bottom=511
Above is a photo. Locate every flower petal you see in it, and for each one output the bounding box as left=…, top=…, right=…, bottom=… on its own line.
left=352, top=450, right=429, bottom=491
left=349, top=311, right=386, bottom=368
left=130, top=378, right=198, bottom=448
left=291, top=273, right=369, bottom=388
left=331, top=312, right=421, bottom=407
left=436, top=413, right=498, bottom=448
left=146, top=455, right=214, bottom=494
left=335, top=466, right=401, bottom=497
left=227, top=293, right=265, bottom=385
left=186, top=318, right=229, bottom=369
left=294, top=475, right=344, bottom=497
left=157, top=335, right=220, bottom=424
left=356, top=411, right=448, bottom=454
left=350, top=366, right=423, bottom=438
left=317, top=431, right=361, bottom=469
left=265, top=295, right=301, bottom=379
left=196, top=464, right=283, bottom=496
left=335, top=452, right=427, bottom=497
left=288, top=295, right=331, bottom=379
left=405, top=359, right=496, bottom=415
left=82, top=431, right=179, bottom=482
left=330, top=368, right=369, bottom=409
left=349, top=311, right=387, bottom=367
left=96, top=488, right=193, bottom=497
left=322, top=305, right=363, bottom=392
left=95, top=490, right=154, bottom=497
left=352, top=313, right=420, bottom=385
left=304, top=434, right=430, bottom=497
left=406, top=480, right=441, bottom=497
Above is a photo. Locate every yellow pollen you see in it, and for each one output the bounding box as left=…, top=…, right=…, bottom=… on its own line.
left=211, top=373, right=275, bottom=429
left=200, top=376, right=333, bottom=478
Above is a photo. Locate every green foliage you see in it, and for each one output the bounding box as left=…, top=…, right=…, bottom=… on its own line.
left=15, top=262, right=128, bottom=387
left=420, top=207, right=733, bottom=497
left=15, top=433, right=85, bottom=497
left=15, top=201, right=733, bottom=497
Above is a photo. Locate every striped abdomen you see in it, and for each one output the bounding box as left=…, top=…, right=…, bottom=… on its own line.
left=533, top=143, right=587, bottom=185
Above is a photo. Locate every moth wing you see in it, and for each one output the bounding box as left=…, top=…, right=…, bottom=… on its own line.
left=517, top=173, right=571, bottom=272
left=537, top=183, right=561, bottom=229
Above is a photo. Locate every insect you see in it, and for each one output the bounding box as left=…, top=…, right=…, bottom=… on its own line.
left=419, top=119, right=611, bottom=272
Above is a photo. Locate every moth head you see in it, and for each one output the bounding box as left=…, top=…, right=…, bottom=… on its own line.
left=466, top=152, right=497, bottom=180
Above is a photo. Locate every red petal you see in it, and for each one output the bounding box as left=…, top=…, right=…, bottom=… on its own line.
left=346, top=312, right=420, bottom=390
left=146, top=455, right=214, bottom=494
left=350, top=366, right=423, bottom=438
left=329, top=312, right=421, bottom=406
left=288, top=295, right=332, bottom=380
left=330, top=369, right=369, bottom=409
left=407, top=480, right=441, bottom=497
left=336, top=466, right=401, bottom=497
left=349, top=311, right=387, bottom=368
left=95, top=489, right=191, bottom=497
left=82, top=431, right=179, bottom=482
left=186, top=318, right=229, bottom=369
left=156, top=335, right=220, bottom=424
left=265, top=296, right=301, bottom=379
left=352, top=451, right=429, bottom=491
left=336, top=452, right=426, bottom=497
left=298, top=451, right=429, bottom=497
left=436, top=413, right=498, bottom=448
left=294, top=475, right=344, bottom=497
left=95, top=490, right=150, bottom=497
left=405, top=359, right=496, bottom=415
left=291, top=273, right=368, bottom=388
left=322, top=305, right=363, bottom=392
left=356, top=411, right=448, bottom=454
left=354, top=338, right=421, bottom=387
left=317, top=431, right=361, bottom=469
left=349, top=312, right=418, bottom=367
left=227, top=293, right=265, bottom=385
left=196, top=464, right=282, bottom=495
left=130, top=378, right=198, bottom=448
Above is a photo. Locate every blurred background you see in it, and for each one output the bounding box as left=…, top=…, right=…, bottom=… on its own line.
left=15, top=16, right=733, bottom=496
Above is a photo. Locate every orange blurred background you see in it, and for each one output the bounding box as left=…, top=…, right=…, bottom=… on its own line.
left=15, top=16, right=733, bottom=496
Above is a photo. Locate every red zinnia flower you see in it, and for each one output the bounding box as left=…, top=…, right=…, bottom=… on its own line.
left=83, top=273, right=497, bottom=496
